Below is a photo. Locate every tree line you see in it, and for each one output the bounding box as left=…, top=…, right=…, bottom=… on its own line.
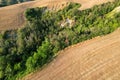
left=0, top=0, right=33, bottom=7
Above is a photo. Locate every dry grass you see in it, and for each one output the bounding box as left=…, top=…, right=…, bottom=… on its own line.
left=0, top=0, right=113, bottom=30
left=23, top=28, right=120, bottom=80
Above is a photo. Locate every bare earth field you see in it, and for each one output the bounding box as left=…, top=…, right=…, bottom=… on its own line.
left=0, top=0, right=113, bottom=30
left=24, top=28, right=120, bottom=80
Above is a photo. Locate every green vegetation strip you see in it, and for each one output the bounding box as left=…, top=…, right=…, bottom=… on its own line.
left=0, top=0, right=34, bottom=7
left=0, top=0, right=120, bottom=79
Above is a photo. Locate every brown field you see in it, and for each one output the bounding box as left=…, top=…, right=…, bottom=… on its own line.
left=23, top=28, right=120, bottom=80
left=0, top=0, right=113, bottom=30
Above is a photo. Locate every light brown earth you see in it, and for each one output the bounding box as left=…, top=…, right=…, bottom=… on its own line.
left=0, top=0, right=113, bottom=30
left=24, top=28, right=120, bottom=80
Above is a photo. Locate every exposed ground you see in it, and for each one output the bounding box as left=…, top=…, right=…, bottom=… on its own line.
left=24, top=28, right=120, bottom=80
left=0, top=0, right=113, bottom=30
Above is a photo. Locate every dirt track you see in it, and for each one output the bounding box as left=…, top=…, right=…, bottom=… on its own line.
left=0, top=0, right=113, bottom=30
left=23, top=28, right=120, bottom=80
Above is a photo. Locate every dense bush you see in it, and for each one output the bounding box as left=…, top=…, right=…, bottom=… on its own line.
left=0, top=0, right=120, bottom=79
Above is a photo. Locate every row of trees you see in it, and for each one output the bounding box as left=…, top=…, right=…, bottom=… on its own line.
left=0, top=0, right=33, bottom=7
left=0, top=0, right=120, bottom=79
